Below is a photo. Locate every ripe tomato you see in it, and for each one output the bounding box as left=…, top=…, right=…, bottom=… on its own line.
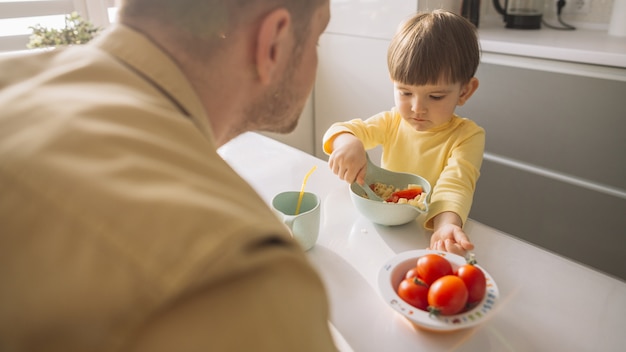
left=397, top=277, right=429, bottom=311
left=404, top=266, right=419, bottom=280
left=456, top=263, right=487, bottom=305
left=416, top=254, right=453, bottom=285
left=386, top=188, right=422, bottom=203
left=427, top=275, right=468, bottom=316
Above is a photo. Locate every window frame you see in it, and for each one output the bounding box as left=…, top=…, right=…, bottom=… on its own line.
left=0, top=0, right=117, bottom=52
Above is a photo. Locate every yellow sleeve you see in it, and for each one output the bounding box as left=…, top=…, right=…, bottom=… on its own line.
left=322, top=125, right=354, bottom=155
left=423, top=121, right=485, bottom=229
left=322, top=110, right=397, bottom=155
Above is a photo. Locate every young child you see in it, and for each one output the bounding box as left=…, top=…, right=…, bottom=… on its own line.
left=322, top=10, right=484, bottom=255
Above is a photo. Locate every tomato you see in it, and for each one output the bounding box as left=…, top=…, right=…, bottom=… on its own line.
left=404, top=266, right=419, bottom=279
left=456, top=263, right=487, bottom=306
left=397, top=277, right=429, bottom=311
left=416, top=254, right=453, bottom=285
left=427, top=275, right=468, bottom=316
left=385, top=188, right=422, bottom=203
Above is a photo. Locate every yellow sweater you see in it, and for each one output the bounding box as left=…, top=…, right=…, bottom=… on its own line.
left=323, top=108, right=485, bottom=229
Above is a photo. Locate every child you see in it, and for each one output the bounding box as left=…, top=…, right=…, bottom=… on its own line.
left=322, top=10, right=484, bottom=255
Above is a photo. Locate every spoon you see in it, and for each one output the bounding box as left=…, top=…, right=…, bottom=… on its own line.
left=357, top=181, right=384, bottom=202
left=352, top=154, right=383, bottom=201
left=354, top=153, right=430, bottom=212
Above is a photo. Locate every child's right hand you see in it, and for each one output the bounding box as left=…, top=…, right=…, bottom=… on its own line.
left=328, top=133, right=368, bottom=185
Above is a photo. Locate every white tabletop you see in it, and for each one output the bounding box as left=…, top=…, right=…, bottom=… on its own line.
left=218, top=132, right=626, bottom=352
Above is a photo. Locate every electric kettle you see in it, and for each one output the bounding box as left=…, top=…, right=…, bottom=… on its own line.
left=492, top=0, right=544, bottom=29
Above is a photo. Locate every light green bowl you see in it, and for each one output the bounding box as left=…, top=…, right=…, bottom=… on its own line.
left=349, top=154, right=431, bottom=226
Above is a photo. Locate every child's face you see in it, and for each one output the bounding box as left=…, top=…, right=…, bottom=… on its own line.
left=393, top=79, right=477, bottom=132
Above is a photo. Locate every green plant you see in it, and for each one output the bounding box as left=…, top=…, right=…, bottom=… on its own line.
left=27, top=12, right=102, bottom=49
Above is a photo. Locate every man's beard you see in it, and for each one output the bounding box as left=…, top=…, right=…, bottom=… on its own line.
left=243, top=54, right=306, bottom=135
left=255, top=84, right=301, bottom=134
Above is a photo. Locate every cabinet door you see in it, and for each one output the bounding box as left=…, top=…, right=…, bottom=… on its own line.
left=328, top=0, right=418, bottom=39
left=457, top=61, right=626, bottom=280
left=315, top=1, right=418, bottom=158
left=314, top=33, right=393, bottom=159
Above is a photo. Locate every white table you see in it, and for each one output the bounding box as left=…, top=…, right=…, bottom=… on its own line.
left=218, top=132, right=626, bottom=352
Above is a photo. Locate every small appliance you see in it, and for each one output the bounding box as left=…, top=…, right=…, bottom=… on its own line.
left=492, top=0, right=544, bottom=29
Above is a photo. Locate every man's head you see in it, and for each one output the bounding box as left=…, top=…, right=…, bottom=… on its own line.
left=387, top=10, right=480, bottom=86
left=119, top=0, right=326, bottom=55
left=118, top=0, right=330, bottom=144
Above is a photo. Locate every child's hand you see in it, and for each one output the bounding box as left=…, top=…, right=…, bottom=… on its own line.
left=429, top=212, right=474, bottom=256
left=430, top=224, right=474, bottom=256
left=328, top=133, right=367, bottom=184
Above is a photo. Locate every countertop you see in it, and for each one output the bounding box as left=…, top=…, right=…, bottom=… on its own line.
left=478, top=16, right=626, bottom=68
left=219, top=132, right=626, bottom=352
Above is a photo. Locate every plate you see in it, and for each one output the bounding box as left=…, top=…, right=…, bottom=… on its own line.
left=378, top=249, right=499, bottom=332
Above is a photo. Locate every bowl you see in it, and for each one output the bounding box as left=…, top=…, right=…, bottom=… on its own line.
left=349, top=155, right=432, bottom=226
left=378, top=249, right=499, bottom=332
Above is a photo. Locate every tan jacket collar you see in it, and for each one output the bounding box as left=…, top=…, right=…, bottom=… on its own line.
left=91, top=24, right=215, bottom=143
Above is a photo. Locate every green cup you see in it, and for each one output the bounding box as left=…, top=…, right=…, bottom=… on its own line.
left=272, top=191, right=320, bottom=251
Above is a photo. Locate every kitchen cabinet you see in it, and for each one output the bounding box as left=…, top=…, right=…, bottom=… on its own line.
left=456, top=20, right=626, bottom=281
left=456, top=58, right=626, bottom=281
left=314, top=32, right=393, bottom=160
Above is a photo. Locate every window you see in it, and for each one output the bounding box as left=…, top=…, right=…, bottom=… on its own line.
left=0, top=0, right=118, bottom=52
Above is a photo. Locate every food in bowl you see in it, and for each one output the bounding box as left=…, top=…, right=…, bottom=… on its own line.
left=378, top=250, right=498, bottom=332
left=367, top=182, right=427, bottom=210
left=349, top=162, right=431, bottom=226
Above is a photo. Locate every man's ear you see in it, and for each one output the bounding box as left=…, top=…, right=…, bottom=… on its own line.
left=256, top=8, right=291, bottom=85
left=457, top=77, right=479, bottom=106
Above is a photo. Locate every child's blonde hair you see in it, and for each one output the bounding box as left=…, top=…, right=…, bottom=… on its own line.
left=387, top=10, right=480, bottom=86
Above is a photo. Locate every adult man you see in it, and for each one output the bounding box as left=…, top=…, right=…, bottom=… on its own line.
left=0, top=0, right=334, bottom=351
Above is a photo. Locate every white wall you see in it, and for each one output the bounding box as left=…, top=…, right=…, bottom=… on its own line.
left=313, top=0, right=418, bottom=160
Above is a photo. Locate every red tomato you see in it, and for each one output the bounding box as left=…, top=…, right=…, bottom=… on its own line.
left=385, top=188, right=422, bottom=203
left=456, top=263, right=487, bottom=305
left=427, top=275, right=468, bottom=316
left=397, top=277, right=429, bottom=311
left=404, top=266, right=419, bottom=279
left=416, top=254, right=453, bottom=285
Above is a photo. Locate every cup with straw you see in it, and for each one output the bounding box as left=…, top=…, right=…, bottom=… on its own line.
left=271, top=166, right=321, bottom=251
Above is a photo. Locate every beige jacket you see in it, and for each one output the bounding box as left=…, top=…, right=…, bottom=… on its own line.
left=0, top=24, right=336, bottom=352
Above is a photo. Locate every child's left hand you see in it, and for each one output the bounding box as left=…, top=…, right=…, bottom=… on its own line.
left=430, top=224, right=474, bottom=256
left=429, top=212, right=474, bottom=256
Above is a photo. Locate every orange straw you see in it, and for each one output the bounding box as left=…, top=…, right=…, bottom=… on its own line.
left=295, top=165, right=317, bottom=215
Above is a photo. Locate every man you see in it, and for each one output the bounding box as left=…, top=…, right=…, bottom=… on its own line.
left=0, top=0, right=334, bottom=351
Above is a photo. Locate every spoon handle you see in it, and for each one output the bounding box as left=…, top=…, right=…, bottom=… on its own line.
left=357, top=182, right=384, bottom=201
